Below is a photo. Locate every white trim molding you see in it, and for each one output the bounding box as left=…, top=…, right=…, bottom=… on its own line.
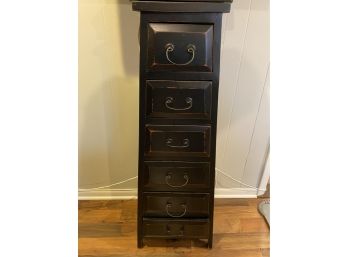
left=78, top=189, right=137, bottom=200
left=257, top=150, right=270, bottom=196
left=215, top=188, right=257, bottom=198
left=78, top=188, right=258, bottom=200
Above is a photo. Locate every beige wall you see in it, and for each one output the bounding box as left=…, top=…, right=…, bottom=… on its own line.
left=79, top=0, right=269, bottom=199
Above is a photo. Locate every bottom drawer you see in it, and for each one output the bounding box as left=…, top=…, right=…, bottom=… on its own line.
left=143, top=192, right=210, bottom=218
left=143, top=219, right=209, bottom=238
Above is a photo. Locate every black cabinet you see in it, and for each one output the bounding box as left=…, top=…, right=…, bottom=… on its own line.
left=147, top=23, right=214, bottom=72
left=143, top=219, right=210, bottom=239
left=143, top=193, right=210, bottom=218
left=146, top=80, right=212, bottom=120
left=143, top=161, right=211, bottom=192
left=145, top=125, right=211, bottom=157
left=132, top=0, right=232, bottom=248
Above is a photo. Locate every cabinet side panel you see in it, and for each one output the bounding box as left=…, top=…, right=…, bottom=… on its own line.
left=208, top=13, right=223, bottom=248
left=137, top=13, right=149, bottom=248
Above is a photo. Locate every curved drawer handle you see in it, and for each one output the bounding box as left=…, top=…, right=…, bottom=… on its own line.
left=165, top=43, right=196, bottom=66
left=165, top=97, right=193, bottom=111
left=166, top=203, right=187, bottom=218
left=166, top=138, right=190, bottom=148
left=166, top=224, right=184, bottom=236
left=165, top=173, right=189, bottom=188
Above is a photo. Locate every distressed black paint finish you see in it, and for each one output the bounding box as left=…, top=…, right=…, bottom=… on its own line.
left=147, top=23, right=213, bottom=72
left=143, top=161, right=211, bottom=192
left=143, top=219, right=210, bottom=239
left=143, top=192, right=210, bottom=218
left=146, top=80, right=212, bottom=120
left=145, top=125, right=211, bottom=158
left=132, top=0, right=231, bottom=249
left=133, top=1, right=231, bottom=13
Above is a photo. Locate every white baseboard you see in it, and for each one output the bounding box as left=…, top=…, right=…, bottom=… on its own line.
left=258, top=151, right=270, bottom=196
left=78, top=188, right=257, bottom=200
left=78, top=189, right=137, bottom=200
left=214, top=188, right=257, bottom=198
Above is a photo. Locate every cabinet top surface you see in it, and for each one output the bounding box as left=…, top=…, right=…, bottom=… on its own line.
left=132, top=0, right=232, bottom=13
left=134, top=0, right=232, bottom=2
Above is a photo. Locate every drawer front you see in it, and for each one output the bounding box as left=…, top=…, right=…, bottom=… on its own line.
left=145, top=125, right=211, bottom=157
left=147, top=23, right=213, bottom=72
left=146, top=80, right=212, bottom=120
left=143, top=219, right=209, bottom=238
left=143, top=193, right=210, bottom=218
left=143, top=161, right=210, bottom=192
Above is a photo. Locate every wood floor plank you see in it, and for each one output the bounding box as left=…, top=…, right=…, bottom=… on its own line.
left=185, top=249, right=264, bottom=257
left=214, top=198, right=250, bottom=207
left=239, top=218, right=269, bottom=233
left=216, top=233, right=270, bottom=250
left=79, top=209, right=122, bottom=224
left=213, top=214, right=240, bottom=234
left=214, top=205, right=263, bottom=218
left=78, top=199, right=270, bottom=257
left=79, top=223, right=123, bottom=238
left=261, top=248, right=270, bottom=257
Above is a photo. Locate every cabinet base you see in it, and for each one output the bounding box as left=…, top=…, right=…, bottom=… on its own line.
left=137, top=238, right=213, bottom=249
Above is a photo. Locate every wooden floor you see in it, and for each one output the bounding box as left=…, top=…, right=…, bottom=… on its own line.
left=79, top=199, right=270, bottom=257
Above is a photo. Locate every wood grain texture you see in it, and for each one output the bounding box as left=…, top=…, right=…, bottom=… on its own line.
left=79, top=198, right=269, bottom=256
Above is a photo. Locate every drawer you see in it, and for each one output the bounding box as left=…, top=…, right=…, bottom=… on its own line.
left=147, top=23, right=213, bottom=72
left=145, top=125, right=211, bottom=157
left=143, top=219, right=209, bottom=239
left=143, top=193, right=210, bottom=218
left=146, top=80, right=212, bottom=120
left=143, top=161, right=210, bottom=192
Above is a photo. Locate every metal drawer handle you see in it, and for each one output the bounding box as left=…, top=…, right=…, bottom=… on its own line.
left=166, top=138, right=190, bottom=148
left=165, top=43, right=196, bottom=66
left=166, top=203, right=187, bottom=218
left=165, top=173, right=189, bottom=188
left=165, top=97, right=193, bottom=111
left=166, top=225, right=184, bottom=236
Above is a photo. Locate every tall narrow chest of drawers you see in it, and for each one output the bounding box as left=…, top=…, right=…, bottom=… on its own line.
left=132, top=0, right=232, bottom=248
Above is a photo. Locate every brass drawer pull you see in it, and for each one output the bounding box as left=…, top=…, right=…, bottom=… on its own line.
left=165, top=43, right=196, bottom=65
left=165, top=173, right=189, bottom=188
left=166, top=203, right=187, bottom=218
left=165, top=97, right=193, bottom=111
left=166, top=138, right=190, bottom=148
left=166, top=224, right=184, bottom=236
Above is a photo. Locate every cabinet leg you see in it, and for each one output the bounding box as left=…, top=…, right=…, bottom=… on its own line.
left=137, top=238, right=143, bottom=248
left=208, top=238, right=213, bottom=248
